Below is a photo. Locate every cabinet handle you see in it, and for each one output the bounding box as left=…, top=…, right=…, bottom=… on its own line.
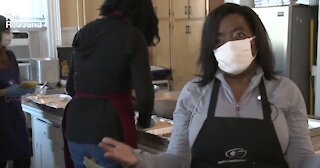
left=189, top=5, right=192, bottom=15
left=186, top=25, right=191, bottom=34
left=185, top=6, right=187, bottom=15
left=188, top=25, right=191, bottom=34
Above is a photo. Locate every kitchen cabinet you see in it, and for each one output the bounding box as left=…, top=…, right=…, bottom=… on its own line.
left=171, top=20, right=204, bottom=90
left=170, top=0, right=207, bottom=90
left=59, top=0, right=102, bottom=45
left=22, top=102, right=65, bottom=168
left=150, top=0, right=171, bottom=69
left=60, top=0, right=102, bottom=28
left=150, top=0, right=223, bottom=90
left=32, top=117, right=65, bottom=168
left=152, top=0, right=171, bottom=19
left=209, top=0, right=224, bottom=12
left=172, top=0, right=207, bottom=19
left=151, top=20, right=171, bottom=69
left=82, top=0, right=103, bottom=24
left=59, top=0, right=78, bottom=28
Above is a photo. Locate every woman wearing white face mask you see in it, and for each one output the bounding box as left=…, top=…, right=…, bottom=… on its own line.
left=97, top=3, right=320, bottom=168
left=0, top=15, right=34, bottom=168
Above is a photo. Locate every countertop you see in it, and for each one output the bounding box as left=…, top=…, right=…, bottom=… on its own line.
left=22, top=96, right=320, bottom=153
left=22, top=97, right=170, bottom=153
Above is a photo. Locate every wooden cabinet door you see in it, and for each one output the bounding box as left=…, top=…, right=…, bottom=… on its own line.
left=60, top=0, right=102, bottom=28
left=172, top=0, right=189, bottom=19
left=153, top=0, right=170, bottom=19
left=172, top=20, right=190, bottom=90
left=154, top=20, right=171, bottom=68
left=189, top=0, right=207, bottom=18
left=209, top=0, right=224, bottom=12
left=171, top=20, right=204, bottom=90
left=60, top=0, right=78, bottom=27
left=83, top=0, right=103, bottom=24
left=187, top=19, right=204, bottom=71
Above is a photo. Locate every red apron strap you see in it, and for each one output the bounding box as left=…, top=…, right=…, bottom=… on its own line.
left=74, top=91, right=137, bottom=148
left=106, top=92, right=137, bottom=148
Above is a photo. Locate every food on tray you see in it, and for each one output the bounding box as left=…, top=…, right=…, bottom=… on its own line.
left=21, top=81, right=37, bottom=89
left=146, top=127, right=172, bottom=137
left=144, top=120, right=173, bottom=137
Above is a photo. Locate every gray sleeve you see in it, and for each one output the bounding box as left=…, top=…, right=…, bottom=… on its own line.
left=283, top=80, right=317, bottom=168
left=132, top=83, right=194, bottom=168
left=165, top=83, right=193, bottom=168
left=134, top=150, right=182, bottom=168
left=299, top=155, right=320, bottom=168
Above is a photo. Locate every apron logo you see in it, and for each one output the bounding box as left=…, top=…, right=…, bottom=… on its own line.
left=225, top=148, right=247, bottom=159
left=218, top=148, right=247, bottom=164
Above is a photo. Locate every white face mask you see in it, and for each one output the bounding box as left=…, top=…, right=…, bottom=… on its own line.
left=1, top=32, right=13, bottom=47
left=214, top=37, right=256, bottom=75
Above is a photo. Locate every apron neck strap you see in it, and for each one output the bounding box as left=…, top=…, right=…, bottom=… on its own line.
left=207, top=78, right=220, bottom=118
left=208, top=78, right=271, bottom=121
left=258, top=78, right=272, bottom=121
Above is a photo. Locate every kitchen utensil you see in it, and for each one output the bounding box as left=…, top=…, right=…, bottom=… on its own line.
left=35, top=81, right=48, bottom=98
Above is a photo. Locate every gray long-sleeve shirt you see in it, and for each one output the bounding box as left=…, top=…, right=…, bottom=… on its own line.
left=135, top=66, right=318, bottom=168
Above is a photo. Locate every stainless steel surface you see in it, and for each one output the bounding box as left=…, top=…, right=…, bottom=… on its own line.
left=253, top=6, right=289, bottom=76
left=30, top=58, right=60, bottom=84
left=253, top=6, right=317, bottom=113
left=18, top=62, right=31, bottom=81
left=154, top=91, right=180, bottom=119
left=26, top=94, right=71, bottom=109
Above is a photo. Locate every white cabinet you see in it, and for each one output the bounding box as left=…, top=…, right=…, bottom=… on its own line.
left=32, top=118, right=65, bottom=168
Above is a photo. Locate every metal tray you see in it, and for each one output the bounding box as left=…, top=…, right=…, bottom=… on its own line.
left=27, top=94, right=71, bottom=109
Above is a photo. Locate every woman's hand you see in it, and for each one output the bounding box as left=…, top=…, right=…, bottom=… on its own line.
left=99, top=137, right=139, bottom=167
left=4, top=84, right=35, bottom=97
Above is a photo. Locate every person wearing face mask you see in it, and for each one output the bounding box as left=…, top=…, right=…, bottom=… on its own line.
left=96, top=3, right=320, bottom=168
left=0, top=15, right=34, bottom=168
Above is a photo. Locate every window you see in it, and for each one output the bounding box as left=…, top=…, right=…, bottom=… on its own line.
left=0, top=0, right=46, bottom=22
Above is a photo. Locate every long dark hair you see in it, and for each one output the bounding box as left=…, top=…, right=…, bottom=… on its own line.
left=197, top=3, right=275, bottom=87
left=0, top=15, right=10, bottom=41
left=99, top=0, right=160, bottom=46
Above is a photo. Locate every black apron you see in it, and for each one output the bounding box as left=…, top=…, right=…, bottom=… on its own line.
left=191, top=78, right=289, bottom=168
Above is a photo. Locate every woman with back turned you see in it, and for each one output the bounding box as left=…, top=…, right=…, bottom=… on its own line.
left=65, top=0, right=159, bottom=167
